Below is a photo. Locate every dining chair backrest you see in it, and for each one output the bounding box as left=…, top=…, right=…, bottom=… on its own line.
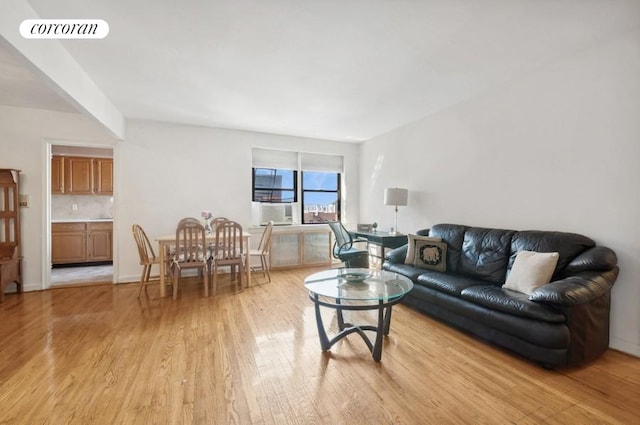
left=209, top=217, right=228, bottom=232
left=249, top=220, right=274, bottom=283
left=257, top=220, right=274, bottom=255
left=210, top=217, right=228, bottom=225
left=172, top=217, right=209, bottom=298
left=174, top=217, right=208, bottom=263
left=213, top=220, right=244, bottom=261
left=133, top=223, right=170, bottom=297
left=132, top=224, right=156, bottom=265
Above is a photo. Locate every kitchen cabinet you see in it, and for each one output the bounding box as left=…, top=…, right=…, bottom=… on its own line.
left=51, top=155, right=64, bottom=194
left=88, top=222, right=113, bottom=261
left=65, top=156, right=94, bottom=194
left=52, top=221, right=113, bottom=265
left=52, top=223, right=87, bottom=264
left=93, top=158, right=113, bottom=195
left=51, top=155, right=113, bottom=195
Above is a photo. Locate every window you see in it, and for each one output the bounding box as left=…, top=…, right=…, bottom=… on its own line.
left=252, top=168, right=297, bottom=202
left=251, top=148, right=344, bottom=224
left=301, top=171, right=340, bottom=224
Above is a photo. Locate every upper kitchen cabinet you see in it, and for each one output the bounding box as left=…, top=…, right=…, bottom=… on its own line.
left=65, top=156, right=93, bottom=194
left=93, top=158, right=113, bottom=195
left=52, top=155, right=113, bottom=195
left=51, top=155, right=64, bottom=194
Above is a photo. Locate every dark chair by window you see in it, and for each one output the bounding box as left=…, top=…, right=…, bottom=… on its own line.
left=327, top=221, right=369, bottom=268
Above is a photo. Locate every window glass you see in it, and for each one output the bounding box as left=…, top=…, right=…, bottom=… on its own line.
left=252, top=168, right=296, bottom=202
left=302, top=171, right=340, bottom=224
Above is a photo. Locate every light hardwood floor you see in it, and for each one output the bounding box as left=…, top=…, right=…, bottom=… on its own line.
left=1, top=267, right=639, bottom=424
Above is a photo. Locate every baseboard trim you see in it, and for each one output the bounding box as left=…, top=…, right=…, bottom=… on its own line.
left=610, top=337, right=640, bottom=358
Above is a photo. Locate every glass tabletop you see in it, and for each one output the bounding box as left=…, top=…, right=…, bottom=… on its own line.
left=304, top=268, right=413, bottom=302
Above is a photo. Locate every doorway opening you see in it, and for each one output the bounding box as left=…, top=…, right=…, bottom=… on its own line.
left=49, top=143, right=114, bottom=286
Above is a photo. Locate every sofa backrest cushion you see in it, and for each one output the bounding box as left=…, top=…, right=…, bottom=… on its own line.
left=459, top=227, right=516, bottom=284
left=509, top=231, right=595, bottom=279
left=428, top=224, right=468, bottom=274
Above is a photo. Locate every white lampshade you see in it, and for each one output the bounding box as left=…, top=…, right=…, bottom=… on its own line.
left=384, top=188, right=408, bottom=206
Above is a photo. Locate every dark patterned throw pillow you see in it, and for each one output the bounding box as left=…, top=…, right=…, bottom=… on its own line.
left=413, top=241, right=447, bottom=272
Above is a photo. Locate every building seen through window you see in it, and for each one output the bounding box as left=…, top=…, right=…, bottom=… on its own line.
left=252, top=168, right=296, bottom=202
left=301, top=171, right=340, bottom=224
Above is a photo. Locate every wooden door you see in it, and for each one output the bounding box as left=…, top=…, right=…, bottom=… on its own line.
left=65, top=157, right=93, bottom=194
left=51, top=156, right=64, bottom=194
left=93, top=158, right=113, bottom=195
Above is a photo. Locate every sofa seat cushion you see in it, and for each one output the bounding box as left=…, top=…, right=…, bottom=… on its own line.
left=416, top=270, right=488, bottom=296
left=404, top=286, right=571, bottom=350
left=383, top=263, right=428, bottom=281
left=460, top=286, right=566, bottom=323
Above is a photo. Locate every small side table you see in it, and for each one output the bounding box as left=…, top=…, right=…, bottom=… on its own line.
left=351, top=231, right=408, bottom=269
left=304, top=268, right=413, bottom=361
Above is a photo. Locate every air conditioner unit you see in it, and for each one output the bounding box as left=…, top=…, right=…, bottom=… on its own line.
left=260, top=203, right=293, bottom=225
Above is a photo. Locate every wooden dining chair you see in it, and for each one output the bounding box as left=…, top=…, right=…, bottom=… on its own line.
left=210, top=220, right=245, bottom=295
left=171, top=217, right=210, bottom=299
left=209, top=217, right=228, bottom=230
left=249, top=220, right=274, bottom=283
left=132, top=224, right=164, bottom=298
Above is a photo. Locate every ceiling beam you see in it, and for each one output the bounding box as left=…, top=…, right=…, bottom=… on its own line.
left=0, top=0, right=125, bottom=140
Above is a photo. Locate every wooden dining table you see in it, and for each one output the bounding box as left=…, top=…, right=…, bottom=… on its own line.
left=155, top=231, right=251, bottom=298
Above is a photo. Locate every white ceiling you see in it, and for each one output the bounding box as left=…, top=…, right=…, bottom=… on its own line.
left=2, top=1, right=638, bottom=142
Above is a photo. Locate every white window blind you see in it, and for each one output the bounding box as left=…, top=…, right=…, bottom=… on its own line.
left=252, top=148, right=344, bottom=173
left=300, top=152, right=343, bottom=173
left=252, top=148, right=298, bottom=170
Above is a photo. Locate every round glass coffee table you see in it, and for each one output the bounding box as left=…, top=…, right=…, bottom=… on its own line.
left=304, top=268, right=413, bottom=361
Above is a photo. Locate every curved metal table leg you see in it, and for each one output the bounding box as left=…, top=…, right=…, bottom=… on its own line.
left=312, top=295, right=397, bottom=362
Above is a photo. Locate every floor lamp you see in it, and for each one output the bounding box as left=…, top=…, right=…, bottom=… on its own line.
left=384, top=188, right=408, bottom=235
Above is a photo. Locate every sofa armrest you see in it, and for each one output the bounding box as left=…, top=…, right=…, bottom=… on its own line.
left=528, top=268, right=618, bottom=306
left=385, top=245, right=408, bottom=263
left=563, top=246, right=617, bottom=275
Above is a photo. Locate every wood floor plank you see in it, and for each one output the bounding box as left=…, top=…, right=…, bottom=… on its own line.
left=1, top=267, right=639, bottom=424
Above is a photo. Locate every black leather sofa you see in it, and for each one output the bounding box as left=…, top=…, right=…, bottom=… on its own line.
left=383, top=223, right=619, bottom=368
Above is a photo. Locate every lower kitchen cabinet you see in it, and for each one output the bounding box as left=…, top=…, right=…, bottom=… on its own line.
left=52, top=221, right=113, bottom=265
left=88, top=222, right=113, bottom=262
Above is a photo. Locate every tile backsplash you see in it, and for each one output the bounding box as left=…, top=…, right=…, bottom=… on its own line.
left=52, top=195, right=113, bottom=220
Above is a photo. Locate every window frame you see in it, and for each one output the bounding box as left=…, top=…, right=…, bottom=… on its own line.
left=251, top=167, right=298, bottom=203
left=300, top=171, right=341, bottom=224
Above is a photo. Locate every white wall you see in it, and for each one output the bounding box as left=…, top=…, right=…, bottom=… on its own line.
left=360, top=28, right=640, bottom=357
left=0, top=105, right=116, bottom=290
left=116, top=120, right=360, bottom=282
left=0, top=112, right=360, bottom=288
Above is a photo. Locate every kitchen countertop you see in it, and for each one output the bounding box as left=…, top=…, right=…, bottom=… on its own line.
left=52, top=218, right=113, bottom=223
